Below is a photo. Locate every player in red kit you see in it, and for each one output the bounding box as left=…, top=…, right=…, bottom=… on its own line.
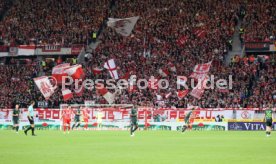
left=61, top=106, right=72, bottom=134
left=82, top=107, right=90, bottom=130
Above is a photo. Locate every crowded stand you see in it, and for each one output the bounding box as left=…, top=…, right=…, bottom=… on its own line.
left=242, top=0, right=276, bottom=42
left=0, top=0, right=110, bottom=46
left=0, top=0, right=275, bottom=108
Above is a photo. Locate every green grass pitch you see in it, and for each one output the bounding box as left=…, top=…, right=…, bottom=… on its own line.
left=0, top=130, right=275, bottom=164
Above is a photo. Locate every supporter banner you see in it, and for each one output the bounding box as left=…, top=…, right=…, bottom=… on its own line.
left=35, top=47, right=71, bottom=55
left=245, top=42, right=270, bottom=51
left=0, top=52, right=9, bottom=57
left=1, top=108, right=274, bottom=122
left=236, top=110, right=255, bottom=120
left=39, top=45, right=61, bottom=52
left=1, top=43, right=274, bottom=57
left=9, top=47, right=17, bottom=56
left=228, top=122, right=276, bottom=131
left=71, top=44, right=84, bottom=55
left=17, top=45, right=36, bottom=56
left=0, top=108, right=275, bottom=130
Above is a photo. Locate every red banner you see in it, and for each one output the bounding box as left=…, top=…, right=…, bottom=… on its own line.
left=71, top=44, right=84, bottom=55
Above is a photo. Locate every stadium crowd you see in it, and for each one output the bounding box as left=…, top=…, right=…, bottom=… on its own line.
left=242, top=0, right=276, bottom=42
left=0, top=0, right=110, bottom=46
left=0, top=0, right=275, bottom=108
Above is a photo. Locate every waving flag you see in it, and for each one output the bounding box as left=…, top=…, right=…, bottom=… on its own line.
left=192, top=61, right=212, bottom=74
left=194, top=28, right=207, bottom=39
left=176, top=90, right=189, bottom=100
left=104, top=59, right=119, bottom=79
left=96, top=84, right=115, bottom=104
left=107, top=16, right=139, bottom=36
left=190, top=61, right=212, bottom=80
left=62, top=89, right=73, bottom=101
left=52, top=63, right=70, bottom=84
left=158, top=69, right=169, bottom=77
left=34, top=76, right=56, bottom=100
left=64, top=64, right=84, bottom=80
left=176, top=35, right=188, bottom=47
left=189, top=76, right=208, bottom=99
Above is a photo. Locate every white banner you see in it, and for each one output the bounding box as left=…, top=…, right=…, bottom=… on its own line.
left=34, top=76, right=56, bottom=100
left=236, top=110, right=255, bottom=120
left=17, top=45, right=36, bottom=56
left=107, top=16, right=139, bottom=36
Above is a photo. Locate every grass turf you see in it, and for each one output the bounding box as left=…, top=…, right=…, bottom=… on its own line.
left=0, top=130, right=275, bottom=164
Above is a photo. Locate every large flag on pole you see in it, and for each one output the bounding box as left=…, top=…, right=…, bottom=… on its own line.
left=96, top=84, right=115, bottom=104
left=64, top=64, right=84, bottom=80
left=107, top=16, right=139, bottom=37
left=62, top=89, right=73, bottom=101
left=52, top=63, right=70, bottom=84
left=190, top=61, right=212, bottom=80
left=34, top=76, right=56, bottom=100
left=189, top=76, right=208, bottom=99
left=104, top=59, right=119, bottom=79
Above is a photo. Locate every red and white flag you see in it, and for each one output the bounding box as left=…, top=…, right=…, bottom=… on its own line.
left=158, top=69, right=169, bottom=77
left=192, top=61, right=212, bottom=74
left=96, top=84, right=116, bottom=104
left=176, top=35, right=188, bottom=47
left=92, top=67, right=103, bottom=75
left=64, top=64, right=84, bottom=80
left=189, top=77, right=208, bottom=99
left=62, top=89, right=73, bottom=101
left=194, top=29, right=207, bottom=39
left=34, top=76, right=56, bottom=100
left=52, top=63, right=70, bottom=84
left=176, top=90, right=189, bottom=100
left=107, top=16, right=139, bottom=37
left=17, top=45, right=36, bottom=56
left=104, top=59, right=119, bottom=79
left=190, top=61, right=212, bottom=80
